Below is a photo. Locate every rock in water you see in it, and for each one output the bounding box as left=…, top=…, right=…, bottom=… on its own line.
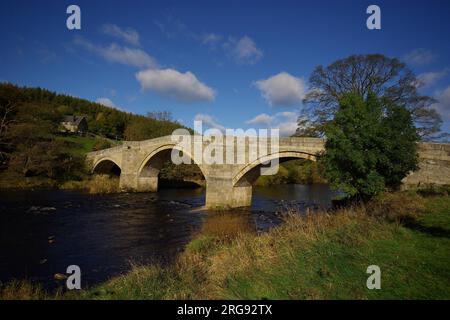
left=54, top=273, right=67, bottom=281
left=27, top=206, right=40, bottom=213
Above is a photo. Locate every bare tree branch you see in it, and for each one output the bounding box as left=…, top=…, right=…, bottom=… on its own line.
left=300, top=54, right=442, bottom=139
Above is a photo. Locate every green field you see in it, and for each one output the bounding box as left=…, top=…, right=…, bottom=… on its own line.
left=56, top=134, right=121, bottom=156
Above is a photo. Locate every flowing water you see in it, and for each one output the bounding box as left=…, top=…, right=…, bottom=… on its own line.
left=0, top=184, right=337, bottom=289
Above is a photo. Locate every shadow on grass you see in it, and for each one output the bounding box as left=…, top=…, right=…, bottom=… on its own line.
left=402, top=216, right=450, bottom=239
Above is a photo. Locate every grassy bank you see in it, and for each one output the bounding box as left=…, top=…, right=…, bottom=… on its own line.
left=0, top=172, right=121, bottom=193
left=60, top=175, right=120, bottom=194
left=1, top=191, right=449, bottom=300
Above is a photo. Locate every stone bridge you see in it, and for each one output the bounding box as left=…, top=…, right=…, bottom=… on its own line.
left=86, top=136, right=450, bottom=208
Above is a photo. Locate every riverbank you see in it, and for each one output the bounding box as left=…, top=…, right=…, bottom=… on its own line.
left=0, top=174, right=120, bottom=193
left=1, top=190, right=449, bottom=299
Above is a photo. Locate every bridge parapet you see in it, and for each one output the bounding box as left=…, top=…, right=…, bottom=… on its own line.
left=402, top=142, right=450, bottom=189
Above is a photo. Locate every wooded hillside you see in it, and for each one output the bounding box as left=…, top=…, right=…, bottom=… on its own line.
left=0, top=83, right=187, bottom=186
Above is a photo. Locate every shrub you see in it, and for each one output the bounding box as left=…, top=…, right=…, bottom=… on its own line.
left=320, top=92, right=419, bottom=200
left=92, top=139, right=112, bottom=151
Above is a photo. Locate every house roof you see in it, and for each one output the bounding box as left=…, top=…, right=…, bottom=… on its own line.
left=62, top=115, right=87, bottom=126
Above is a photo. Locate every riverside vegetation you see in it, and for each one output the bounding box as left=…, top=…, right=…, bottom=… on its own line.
left=1, top=190, right=449, bottom=299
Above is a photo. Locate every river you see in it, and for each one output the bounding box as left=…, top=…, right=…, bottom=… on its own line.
left=0, top=184, right=337, bottom=290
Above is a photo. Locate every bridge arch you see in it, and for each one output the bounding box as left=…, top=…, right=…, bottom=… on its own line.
left=232, top=150, right=317, bottom=187
left=92, top=157, right=122, bottom=176
left=136, top=144, right=206, bottom=192
left=138, top=144, right=205, bottom=177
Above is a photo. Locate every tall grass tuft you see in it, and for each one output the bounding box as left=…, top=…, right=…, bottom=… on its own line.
left=367, top=192, right=426, bottom=222
left=199, top=213, right=255, bottom=242
left=60, top=175, right=120, bottom=194
left=86, top=175, right=120, bottom=194
left=0, top=280, right=48, bottom=300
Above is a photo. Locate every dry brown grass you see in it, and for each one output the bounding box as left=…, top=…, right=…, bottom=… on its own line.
left=60, top=175, right=120, bottom=194
left=87, top=175, right=120, bottom=194
left=0, top=280, right=50, bottom=300
left=367, top=191, right=426, bottom=222
left=198, top=213, right=255, bottom=242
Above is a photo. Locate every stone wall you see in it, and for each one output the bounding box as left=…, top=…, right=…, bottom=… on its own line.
left=401, top=143, right=450, bottom=189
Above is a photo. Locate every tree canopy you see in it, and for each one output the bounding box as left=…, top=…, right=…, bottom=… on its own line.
left=299, top=54, right=442, bottom=139
left=320, top=92, right=419, bottom=200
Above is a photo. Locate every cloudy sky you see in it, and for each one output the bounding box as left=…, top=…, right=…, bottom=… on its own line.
left=1, top=0, right=449, bottom=135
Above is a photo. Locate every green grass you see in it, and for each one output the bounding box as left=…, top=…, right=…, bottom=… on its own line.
left=0, top=171, right=59, bottom=189
left=57, top=135, right=97, bottom=155
left=1, top=192, right=449, bottom=300
left=56, top=134, right=120, bottom=156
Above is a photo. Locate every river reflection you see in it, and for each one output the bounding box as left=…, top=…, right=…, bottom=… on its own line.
left=0, top=184, right=337, bottom=289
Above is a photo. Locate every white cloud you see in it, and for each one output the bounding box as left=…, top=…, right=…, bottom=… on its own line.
left=152, top=16, right=262, bottom=65
left=246, top=111, right=299, bottom=136
left=96, top=97, right=116, bottom=108
left=278, top=121, right=299, bottom=136
left=403, top=48, right=436, bottom=66
left=246, top=113, right=272, bottom=125
left=136, top=68, right=216, bottom=103
left=225, top=36, right=263, bottom=64
left=154, top=16, right=193, bottom=40
left=254, top=72, right=306, bottom=107
left=101, top=24, right=140, bottom=46
left=202, top=33, right=222, bottom=47
left=417, top=69, right=449, bottom=88
left=74, top=36, right=157, bottom=69
left=432, top=85, right=450, bottom=120
left=194, top=113, right=225, bottom=131
left=36, top=47, right=58, bottom=64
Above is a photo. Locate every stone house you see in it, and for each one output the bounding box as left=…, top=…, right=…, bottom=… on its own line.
left=60, top=115, right=88, bottom=134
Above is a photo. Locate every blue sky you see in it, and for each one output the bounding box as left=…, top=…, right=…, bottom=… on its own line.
left=1, top=0, right=449, bottom=135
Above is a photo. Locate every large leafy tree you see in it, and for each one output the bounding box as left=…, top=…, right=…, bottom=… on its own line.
left=299, top=54, right=442, bottom=139
left=320, top=92, right=419, bottom=200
